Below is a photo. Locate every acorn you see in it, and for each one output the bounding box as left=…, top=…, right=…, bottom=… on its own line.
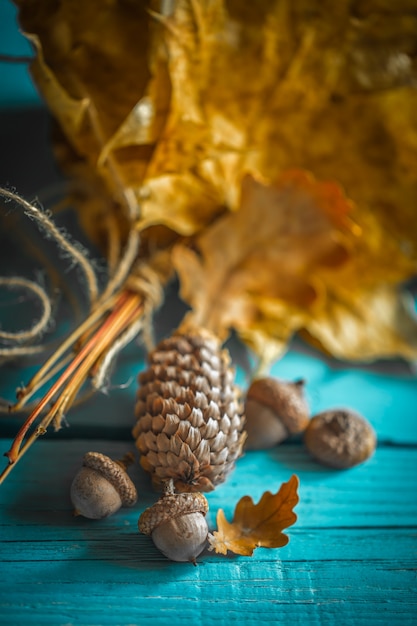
left=304, top=409, right=376, bottom=468
left=138, top=480, right=209, bottom=563
left=70, top=451, right=138, bottom=519
left=244, top=377, right=309, bottom=450
left=133, top=327, right=246, bottom=492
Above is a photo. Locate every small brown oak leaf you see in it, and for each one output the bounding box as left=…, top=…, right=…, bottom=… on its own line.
left=208, top=474, right=299, bottom=556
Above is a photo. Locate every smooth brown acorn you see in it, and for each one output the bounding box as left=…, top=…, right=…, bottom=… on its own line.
left=70, top=451, right=137, bottom=519
left=244, top=377, right=309, bottom=450
left=138, top=480, right=209, bottom=564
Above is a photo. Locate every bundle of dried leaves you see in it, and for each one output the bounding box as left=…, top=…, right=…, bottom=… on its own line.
left=9, top=0, right=416, bottom=363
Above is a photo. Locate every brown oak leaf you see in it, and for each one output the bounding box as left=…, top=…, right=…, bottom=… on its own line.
left=173, top=169, right=417, bottom=368
left=208, top=475, right=299, bottom=556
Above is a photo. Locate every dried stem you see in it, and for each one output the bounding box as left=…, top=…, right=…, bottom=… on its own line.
left=12, top=353, right=73, bottom=411
left=92, top=314, right=145, bottom=391
left=0, top=291, right=143, bottom=480
left=10, top=293, right=119, bottom=412
left=115, top=452, right=135, bottom=470
left=0, top=246, right=135, bottom=369
left=98, top=229, right=140, bottom=304
left=104, top=212, right=122, bottom=277
left=0, top=74, right=149, bottom=484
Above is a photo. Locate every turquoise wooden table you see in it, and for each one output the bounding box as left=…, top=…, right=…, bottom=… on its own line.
left=1, top=333, right=417, bottom=625
left=1, top=4, right=417, bottom=625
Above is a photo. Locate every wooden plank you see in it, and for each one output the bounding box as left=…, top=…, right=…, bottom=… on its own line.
left=1, top=527, right=417, bottom=563
left=1, top=440, right=416, bottom=529
left=0, top=560, right=416, bottom=625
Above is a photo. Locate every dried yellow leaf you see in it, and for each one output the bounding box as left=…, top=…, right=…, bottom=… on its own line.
left=17, top=0, right=417, bottom=246
left=14, top=0, right=417, bottom=364
left=209, top=475, right=299, bottom=556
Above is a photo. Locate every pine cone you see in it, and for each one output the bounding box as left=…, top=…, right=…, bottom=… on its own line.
left=133, top=328, right=246, bottom=492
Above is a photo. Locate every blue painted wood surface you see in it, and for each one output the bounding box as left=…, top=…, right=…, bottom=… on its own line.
left=1, top=438, right=417, bottom=623
left=1, top=341, right=417, bottom=625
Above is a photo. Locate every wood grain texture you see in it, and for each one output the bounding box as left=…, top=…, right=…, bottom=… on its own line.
left=0, top=437, right=416, bottom=625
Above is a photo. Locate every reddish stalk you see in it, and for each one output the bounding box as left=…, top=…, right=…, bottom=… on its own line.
left=2, top=290, right=142, bottom=471
left=11, top=294, right=119, bottom=412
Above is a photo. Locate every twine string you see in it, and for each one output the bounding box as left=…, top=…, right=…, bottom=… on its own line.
left=125, top=260, right=165, bottom=350
left=0, top=187, right=99, bottom=304
left=0, top=276, right=52, bottom=346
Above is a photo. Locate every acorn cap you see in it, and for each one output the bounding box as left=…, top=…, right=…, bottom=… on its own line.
left=83, top=452, right=137, bottom=507
left=138, top=491, right=208, bottom=535
left=247, top=377, right=309, bottom=434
